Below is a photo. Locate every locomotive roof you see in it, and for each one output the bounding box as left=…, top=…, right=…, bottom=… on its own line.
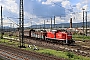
left=51, top=29, right=66, bottom=32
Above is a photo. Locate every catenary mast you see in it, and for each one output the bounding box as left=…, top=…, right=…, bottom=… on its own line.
left=19, top=0, right=25, bottom=48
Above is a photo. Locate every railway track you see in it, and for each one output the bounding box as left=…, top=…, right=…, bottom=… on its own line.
left=0, top=49, right=29, bottom=60
left=3, top=37, right=90, bottom=57
left=25, top=38, right=90, bottom=57
left=0, top=44, right=65, bottom=60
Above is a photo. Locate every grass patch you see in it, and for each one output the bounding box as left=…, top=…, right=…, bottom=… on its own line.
left=0, top=38, right=19, bottom=47
left=72, top=34, right=90, bottom=40
left=36, top=49, right=90, bottom=60
left=0, top=58, right=3, bottom=60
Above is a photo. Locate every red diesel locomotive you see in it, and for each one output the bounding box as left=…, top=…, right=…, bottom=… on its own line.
left=25, top=29, right=75, bottom=44
left=46, top=30, right=74, bottom=44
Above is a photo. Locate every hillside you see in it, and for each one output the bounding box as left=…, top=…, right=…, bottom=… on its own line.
left=30, top=22, right=90, bottom=28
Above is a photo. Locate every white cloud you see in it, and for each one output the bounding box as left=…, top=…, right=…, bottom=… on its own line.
left=64, top=0, right=90, bottom=24
left=82, top=0, right=90, bottom=4
left=24, top=12, right=37, bottom=19
left=76, top=3, right=82, bottom=10
left=38, top=0, right=42, bottom=2
left=0, top=0, right=19, bottom=14
left=82, top=5, right=88, bottom=11
left=41, top=0, right=71, bottom=9
left=0, top=19, right=17, bottom=27
left=61, top=0, right=70, bottom=8
left=0, top=0, right=90, bottom=27
left=42, top=0, right=63, bottom=5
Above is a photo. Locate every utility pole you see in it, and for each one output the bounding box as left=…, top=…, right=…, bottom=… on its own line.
left=85, top=11, right=87, bottom=36
left=54, top=16, right=55, bottom=28
left=82, top=8, right=85, bottom=35
left=19, top=0, right=25, bottom=48
left=82, top=8, right=85, bottom=41
left=1, top=6, right=3, bottom=39
left=51, top=18, right=52, bottom=30
left=44, top=20, right=45, bottom=30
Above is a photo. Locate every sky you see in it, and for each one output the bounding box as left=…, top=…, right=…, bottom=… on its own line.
left=0, top=0, right=90, bottom=27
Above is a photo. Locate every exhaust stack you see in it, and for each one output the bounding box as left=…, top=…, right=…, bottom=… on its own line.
left=70, top=18, right=72, bottom=28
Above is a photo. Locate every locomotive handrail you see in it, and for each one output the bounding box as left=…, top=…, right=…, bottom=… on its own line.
left=65, top=33, right=68, bottom=44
